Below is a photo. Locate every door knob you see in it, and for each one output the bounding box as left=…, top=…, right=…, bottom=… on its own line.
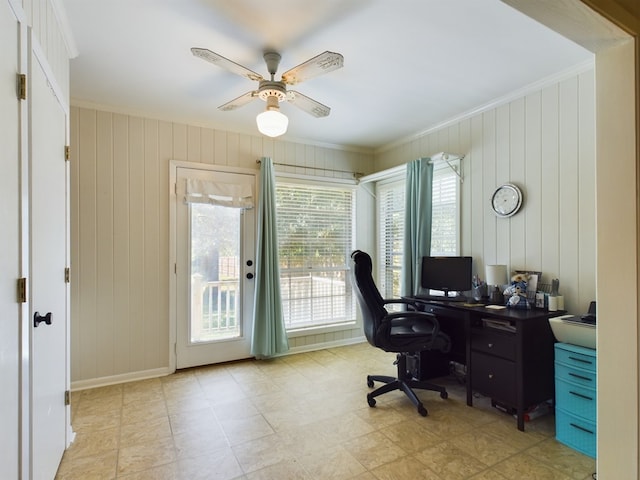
left=34, top=312, right=52, bottom=327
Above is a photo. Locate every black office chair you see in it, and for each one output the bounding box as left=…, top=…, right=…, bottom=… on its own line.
left=350, top=250, right=451, bottom=416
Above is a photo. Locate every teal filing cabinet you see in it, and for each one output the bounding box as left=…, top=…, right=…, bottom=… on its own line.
left=554, top=342, right=596, bottom=458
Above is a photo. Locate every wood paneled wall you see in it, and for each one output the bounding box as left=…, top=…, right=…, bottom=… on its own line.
left=375, top=68, right=596, bottom=314
left=70, top=67, right=595, bottom=386
left=69, top=108, right=373, bottom=386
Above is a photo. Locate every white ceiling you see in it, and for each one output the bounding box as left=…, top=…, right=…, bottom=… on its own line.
left=63, top=0, right=593, bottom=150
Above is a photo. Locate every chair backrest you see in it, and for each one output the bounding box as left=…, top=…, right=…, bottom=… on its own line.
left=350, top=250, right=388, bottom=346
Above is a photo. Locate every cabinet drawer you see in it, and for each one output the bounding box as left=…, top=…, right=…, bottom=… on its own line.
left=555, top=362, right=596, bottom=388
left=556, top=408, right=597, bottom=458
left=555, top=377, right=596, bottom=419
left=555, top=344, right=596, bottom=372
left=471, top=351, right=516, bottom=404
left=471, top=328, right=516, bottom=360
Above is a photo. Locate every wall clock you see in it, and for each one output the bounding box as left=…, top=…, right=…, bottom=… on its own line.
left=491, top=183, right=523, bottom=217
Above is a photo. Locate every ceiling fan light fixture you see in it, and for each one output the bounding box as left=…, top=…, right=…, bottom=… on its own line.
left=256, top=96, right=288, bottom=137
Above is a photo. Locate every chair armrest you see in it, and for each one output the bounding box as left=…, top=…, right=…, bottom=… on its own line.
left=383, top=310, right=441, bottom=335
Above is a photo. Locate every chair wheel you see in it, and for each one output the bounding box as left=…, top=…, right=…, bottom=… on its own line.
left=440, top=391, right=448, bottom=399
left=367, top=377, right=374, bottom=388
left=367, top=395, right=376, bottom=408
left=418, top=405, right=428, bottom=416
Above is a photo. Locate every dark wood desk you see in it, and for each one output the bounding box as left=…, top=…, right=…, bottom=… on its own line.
left=407, top=298, right=561, bottom=431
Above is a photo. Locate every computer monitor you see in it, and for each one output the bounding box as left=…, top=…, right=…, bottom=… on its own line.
left=421, top=256, right=473, bottom=298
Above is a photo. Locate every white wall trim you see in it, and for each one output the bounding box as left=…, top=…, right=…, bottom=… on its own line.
left=284, top=336, right=366, bottom=356
left=376, top=58, right=595, bottom=154
left=70, top=367, right=172, bottom=392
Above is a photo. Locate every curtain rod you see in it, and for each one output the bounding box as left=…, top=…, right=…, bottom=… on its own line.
left=256, top=159, right=363, bottom=178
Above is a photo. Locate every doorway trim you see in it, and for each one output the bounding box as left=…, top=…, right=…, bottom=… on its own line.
left=504, top=0, right=639, bottom=477
left=168, top=160, right=258, bottom=372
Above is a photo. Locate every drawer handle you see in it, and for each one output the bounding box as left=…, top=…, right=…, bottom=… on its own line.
left=487, top=343, right=494, bottom=348
left=488, top=374, right=494, bottom=379
left=568, top=372, right=592, bottom=382
left=570, top=422, right=595, bottom=435
left=569, top=390, right=593, bottom=401
left=568, top=356, right=593, bottom=365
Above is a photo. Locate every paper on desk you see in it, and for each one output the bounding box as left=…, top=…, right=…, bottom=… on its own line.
left=485, top=305, right=507, bottom=310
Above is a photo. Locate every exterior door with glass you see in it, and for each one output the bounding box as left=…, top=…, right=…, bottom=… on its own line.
left=174, top=166, right=256, bottom=368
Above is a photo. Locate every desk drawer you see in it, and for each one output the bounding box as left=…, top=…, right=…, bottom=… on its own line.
left=471, top=351, right=516, bottom=404
left=471, top=328, right=516, bottom=360
left=555, top=377, right=596, bottom=419
left=555, top=344, right=596, bottom=372
left=555, top=362, right=596, bottom=389
left=556, top=407, right=597, bottom=458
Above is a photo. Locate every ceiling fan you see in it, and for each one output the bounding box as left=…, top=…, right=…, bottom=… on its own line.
left=191, top=47, right=344, bottom=137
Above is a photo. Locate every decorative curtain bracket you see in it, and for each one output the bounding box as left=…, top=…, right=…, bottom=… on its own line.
left=429, top=152, right=464, bottom=183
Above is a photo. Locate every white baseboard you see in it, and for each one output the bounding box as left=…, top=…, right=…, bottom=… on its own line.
left=71, top=367, right=172, bottom=392
left=285, top=336, right=367, bottom=356
left=71, top=338, right=367, bottom=391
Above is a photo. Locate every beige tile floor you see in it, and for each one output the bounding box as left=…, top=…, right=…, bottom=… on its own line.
left=57, top=343, right=597, bottom=479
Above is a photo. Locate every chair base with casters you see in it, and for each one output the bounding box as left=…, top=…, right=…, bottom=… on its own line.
left=366, top=353, right=448, bottom=416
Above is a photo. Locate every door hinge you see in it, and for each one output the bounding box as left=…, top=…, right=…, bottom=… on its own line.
left=64, top=145, right=71, bottom=162
left=65, top=390, right=70, bottom=406
left=65, top=267, right=70, bottom=283
left=17, top=74, right=26, bottom=100
left=17, top=278, right=27, bottom=303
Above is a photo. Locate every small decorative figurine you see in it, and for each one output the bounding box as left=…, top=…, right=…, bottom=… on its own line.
left=504, top=273, right=529, bottom=309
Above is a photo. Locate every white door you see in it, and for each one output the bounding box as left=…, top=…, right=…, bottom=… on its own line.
left=29, top=48, right=69, bottom=479
left=0, top=3, right=22, bottom=479
left=175, top=166, right=256, bottom=368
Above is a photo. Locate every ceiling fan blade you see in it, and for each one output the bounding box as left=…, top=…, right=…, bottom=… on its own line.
left=286, top=91, right=331, bottom=117
left=218, top=91, right=258, bottom=111
left=191, top=48, right=264, bottom=82
left=281, top=51, right=344, bottom=85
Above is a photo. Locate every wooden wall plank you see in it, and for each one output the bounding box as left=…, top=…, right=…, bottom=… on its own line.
left=509, top=98, right=526, bottom=270
left=559, top=76, right=580, bottom=305
left=144, top=118, right=161, bottom=368
left=128, top=116, right=145, bottom=371
left=494, top=104, right=510, bottom=266
left=524, top=91, right=542, bottom=270
left=77, top=108, right=97, bottom=380
left=112, top=113, right=131, bottom=374
left=577, top=70, right=596, bottom=309
left=95, top=111, right=114, bottom=377
left=540, top=83, right=560, bottom=288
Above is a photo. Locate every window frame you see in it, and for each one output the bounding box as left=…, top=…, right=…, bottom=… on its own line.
left=274, top=174, right=358, bottom=337
left=374, top=159, right=461, bottom=299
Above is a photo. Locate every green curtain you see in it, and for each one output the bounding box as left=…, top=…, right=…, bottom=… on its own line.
left=401, top=157, right=434, bottom=296
left=251, top=157, right=289, bottom=358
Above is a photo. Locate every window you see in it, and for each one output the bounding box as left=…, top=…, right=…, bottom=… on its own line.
left=276, top=181, right=355, bottom=331
left=377, top=179, right=405, bottom=298
left=376, top=161, right=460, bottom=298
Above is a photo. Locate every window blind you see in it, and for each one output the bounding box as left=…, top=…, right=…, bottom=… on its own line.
left=377, top=179, right=405, bottom=298
left=275, top=182, right=355, bottom=329
left=431, top=165, right=459, bottom=255
left=376, top=160, right=460, bottom=298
